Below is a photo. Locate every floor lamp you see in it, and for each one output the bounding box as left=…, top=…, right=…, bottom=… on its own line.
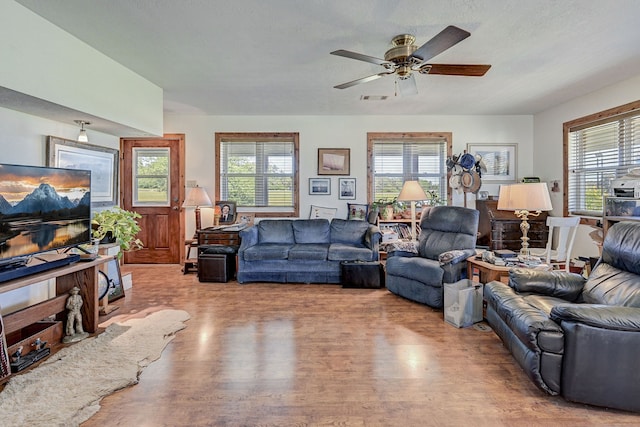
left=182, top=186, right=213, bottom=238
left=397, top=181, right=428, bottom=241
left=497, top=182, right=553, bottom=258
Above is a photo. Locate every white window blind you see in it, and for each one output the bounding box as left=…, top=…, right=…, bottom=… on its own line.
left=371, top=137, right=447, bottom=203
left=219, top=139, right=295, bottom=210
left=568, top=112, right=640, bottom=216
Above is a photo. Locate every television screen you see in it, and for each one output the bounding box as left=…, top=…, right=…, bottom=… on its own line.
left=0, top=163, right=91, bottom=262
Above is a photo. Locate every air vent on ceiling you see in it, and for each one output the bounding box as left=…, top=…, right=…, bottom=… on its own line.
left=360, top=95, right=388, bottom=101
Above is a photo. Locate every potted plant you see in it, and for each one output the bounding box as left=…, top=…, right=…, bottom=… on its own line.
left=91, top=207, right=144, bottom=257
left=372, top=197, right=401, bottom=221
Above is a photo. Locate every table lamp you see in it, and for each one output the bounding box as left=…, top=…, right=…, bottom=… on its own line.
left=182, top=186, right=213, bottom=234
left=497, top=182, right=552, bottom=257
left=397, top=180, right=428, bottom=241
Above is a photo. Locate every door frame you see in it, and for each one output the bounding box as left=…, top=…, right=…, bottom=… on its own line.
left=120, top=133, right=186, bottom=263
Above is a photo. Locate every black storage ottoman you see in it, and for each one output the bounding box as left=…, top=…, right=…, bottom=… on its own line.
left=340, top=261, right=385, bottom=289
left=198, top=245, right=237, bottom=283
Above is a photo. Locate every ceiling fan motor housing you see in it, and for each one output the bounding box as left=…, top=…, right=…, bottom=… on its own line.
left=384, top=34, right=418, bottom=77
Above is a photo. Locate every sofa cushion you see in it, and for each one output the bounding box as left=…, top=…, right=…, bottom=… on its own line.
left=289, top=243, right=329, bottom=261
left=582, top=263, right=640, bottom=307
left=293, top=219, right=330, bottom=244
left=258, top=220, right=294, bottom=244
left=328, top=243, right=372, bottom=262
left=243, top=243, right=292, bottom=261
left=330, top=219, right=368, bottom=244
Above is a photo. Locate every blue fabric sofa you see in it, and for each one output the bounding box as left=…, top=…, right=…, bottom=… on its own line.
left=237, top=218, right=381, bottom=284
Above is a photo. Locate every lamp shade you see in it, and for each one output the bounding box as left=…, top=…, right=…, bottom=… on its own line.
left=182, top=186, right=213, bottom=208
left=497, top=183, right=552, bottom=212
left=397, top=181, right=428, bottom=201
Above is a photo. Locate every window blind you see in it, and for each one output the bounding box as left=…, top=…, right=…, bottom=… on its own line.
left=219, top=140, right=295, bottom=209
left=568, top=112, right=640, bottom=216
left=372, top=137, right=447, bottom=203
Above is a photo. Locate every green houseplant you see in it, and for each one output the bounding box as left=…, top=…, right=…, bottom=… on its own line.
left=91, top=207, right=144, bottom=257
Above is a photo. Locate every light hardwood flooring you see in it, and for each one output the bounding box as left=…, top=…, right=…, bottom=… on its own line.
left=81, top=264, right=638, bottom=426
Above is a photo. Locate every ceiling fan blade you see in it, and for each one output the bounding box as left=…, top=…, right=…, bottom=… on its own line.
left=397, top=75, right=418, bottom=97
left=410, top=25, right=471, bottom=63
left=331, top=49, right=393, bottom=67
left=420, top=64, right=491, bottom=76
left=333, top=72, right=393, bottom=89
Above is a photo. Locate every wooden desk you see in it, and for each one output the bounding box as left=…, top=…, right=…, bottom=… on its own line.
left=466, top=257, right=511, bottom=284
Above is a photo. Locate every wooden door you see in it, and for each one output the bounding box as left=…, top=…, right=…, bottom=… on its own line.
left=121, top=134, right=185, bottom=264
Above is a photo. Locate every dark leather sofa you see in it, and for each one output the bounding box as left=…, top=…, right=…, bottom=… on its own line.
left=484, top=220, right=640, bottom=412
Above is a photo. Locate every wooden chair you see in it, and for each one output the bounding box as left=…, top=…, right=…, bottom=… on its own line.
left=530, top=216, right=580, bottom=272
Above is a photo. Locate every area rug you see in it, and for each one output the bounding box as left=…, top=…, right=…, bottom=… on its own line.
left=0, top=309, right=190, bottom=426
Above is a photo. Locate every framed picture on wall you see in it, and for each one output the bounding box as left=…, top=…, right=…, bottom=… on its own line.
left=309, top=178, right=331, bottom=195
left=318, top=148, right=350, bottom=175
left=339, top=178, right=356, bottom=200
left=46, top=136, right=119, bottom=206
left=466, top=143, right=517, bottom=182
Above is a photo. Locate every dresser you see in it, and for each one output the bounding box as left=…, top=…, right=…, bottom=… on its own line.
left=476, top=200, right=548, bottom=251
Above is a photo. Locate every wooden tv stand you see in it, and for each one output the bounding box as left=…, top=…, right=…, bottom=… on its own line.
left=1, top=256, right=112, bottom=341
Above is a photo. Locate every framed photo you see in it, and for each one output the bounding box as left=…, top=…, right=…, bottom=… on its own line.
left=309, top=178, right=331, bottom=195
left=216, top=201, right=236, bottom=224
left=104, top=257, right=125, bottom=303
left=318, top=148, right=350, bottom=175
left=339, top=178, right=356, bottom=200
left=466, top=143, right=517, bottom=182
left=47, top=136, right=119, bottom=207
left=347, top=203, right=369, bottom=221
left=237, top=213, right=255, bottom=226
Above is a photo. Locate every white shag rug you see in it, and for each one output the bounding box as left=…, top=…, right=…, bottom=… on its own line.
left=0, top=309, right=190, bottom=426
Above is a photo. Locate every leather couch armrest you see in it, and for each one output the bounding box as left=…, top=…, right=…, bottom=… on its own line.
left=509, top=268, right=585, bottom=301
left=551, top=304, right=640, bottom=332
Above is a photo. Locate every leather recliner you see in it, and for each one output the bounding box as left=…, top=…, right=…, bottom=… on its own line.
left=484, top=220, right=640, bottom=412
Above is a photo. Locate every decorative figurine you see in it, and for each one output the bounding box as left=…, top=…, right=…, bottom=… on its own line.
left=62, top=286, right=89, bottom=343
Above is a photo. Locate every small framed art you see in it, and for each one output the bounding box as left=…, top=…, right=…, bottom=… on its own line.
left=339, top=178, right=356, bottom=200
left=466, top=143, right=517, bottom=182
left=216, top=201, right=236, bottom=224
left=318, top=148, right=350, bottom=175
left=309, top=178, right=331, bottom=195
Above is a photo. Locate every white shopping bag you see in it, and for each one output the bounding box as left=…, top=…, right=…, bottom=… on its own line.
left=444, top=280, right=484, bottom=328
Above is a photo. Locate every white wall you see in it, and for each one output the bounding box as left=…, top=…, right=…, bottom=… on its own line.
left=165, top=114, right=533, bottom=237
left=1, top=0, right=163, bottom=136
left=534, top=74, right=640, bottom=258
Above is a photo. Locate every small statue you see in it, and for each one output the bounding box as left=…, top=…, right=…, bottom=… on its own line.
left=62, top=286, right=89, bottom=343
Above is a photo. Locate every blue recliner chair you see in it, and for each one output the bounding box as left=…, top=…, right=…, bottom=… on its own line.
left=385, top=205, right=479, bottom=308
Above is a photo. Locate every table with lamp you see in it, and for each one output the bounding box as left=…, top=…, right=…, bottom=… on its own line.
left=182, top=185, right=213, bottom=273
left=467, top=182, right=554, bottom=284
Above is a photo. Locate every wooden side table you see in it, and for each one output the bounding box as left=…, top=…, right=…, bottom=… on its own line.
left=183, top=239, right=199, bottom=274
left=466, top=256, right=511, bottom=285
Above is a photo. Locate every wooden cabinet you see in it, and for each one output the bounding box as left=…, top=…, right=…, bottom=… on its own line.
left=197, top=228, right=241, bottom=247
left=476, top=200, right=548, bottom=251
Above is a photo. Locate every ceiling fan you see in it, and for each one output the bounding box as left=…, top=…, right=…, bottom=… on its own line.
left=330, top=25, right=491, bottom=95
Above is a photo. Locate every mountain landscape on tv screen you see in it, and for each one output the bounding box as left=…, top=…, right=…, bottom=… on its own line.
left=0, top=183, right=90, bottom=218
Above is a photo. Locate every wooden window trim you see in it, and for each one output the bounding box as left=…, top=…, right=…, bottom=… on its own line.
left=215, top=132, right=299, bottom=218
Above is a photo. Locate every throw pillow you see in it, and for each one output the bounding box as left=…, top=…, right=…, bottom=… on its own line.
left=309, top=205, right=337, bottom=220
left=347, top=203, right=368, bottom=221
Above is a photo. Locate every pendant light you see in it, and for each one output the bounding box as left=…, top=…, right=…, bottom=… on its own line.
left=74, top=120, right=90, bottom=142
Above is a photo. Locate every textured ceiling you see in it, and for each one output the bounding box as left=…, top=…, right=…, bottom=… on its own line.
left=13, top=0, right=640, bottom=118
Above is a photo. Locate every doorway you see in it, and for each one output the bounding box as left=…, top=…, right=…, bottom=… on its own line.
left=120, top=134, right=185, bottom=264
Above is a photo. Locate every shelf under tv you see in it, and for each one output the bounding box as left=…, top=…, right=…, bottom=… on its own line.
left=0, top=253, right=80, bottom=283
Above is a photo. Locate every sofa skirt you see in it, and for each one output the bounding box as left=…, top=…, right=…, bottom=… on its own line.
left=237, top=259, right=341, bottom=284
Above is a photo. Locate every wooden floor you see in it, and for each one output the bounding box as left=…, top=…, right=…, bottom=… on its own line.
left=81, top=265, right=638, bottom=426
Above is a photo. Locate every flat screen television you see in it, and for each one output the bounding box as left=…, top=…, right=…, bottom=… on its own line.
left=0, top=163, right=91, bottom=267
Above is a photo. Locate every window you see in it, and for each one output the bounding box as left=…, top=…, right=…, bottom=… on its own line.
left=132, top=147, right=170, bottom=206
left=367, top=132, right=452, bottom=205
left=215, top=132, right=299, bottom=217
left=564, top=101, right=640, bottom=217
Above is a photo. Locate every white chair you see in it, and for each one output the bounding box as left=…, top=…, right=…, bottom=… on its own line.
left=530, top=216, right=581, bottom=272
